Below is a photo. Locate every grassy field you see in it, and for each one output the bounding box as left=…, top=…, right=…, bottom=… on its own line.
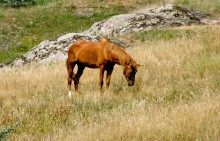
left=1, top=0, right=220, bottom=140
left=1, top=25, right=220, bottom=140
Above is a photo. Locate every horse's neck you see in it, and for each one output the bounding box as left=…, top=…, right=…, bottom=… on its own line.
left=108, top=49, right=133, bottom=66
left=110, top=54, right=123, bottom=65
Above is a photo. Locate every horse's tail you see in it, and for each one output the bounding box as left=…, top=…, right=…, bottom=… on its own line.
left=66, top=42, right=77, bottom=68
left=66, top=59, right=68, bottom=68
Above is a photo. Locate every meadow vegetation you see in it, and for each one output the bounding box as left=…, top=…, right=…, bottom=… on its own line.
left=1, top=25, right=220, bottom=140
left=1, top=0, right=220, bottom=140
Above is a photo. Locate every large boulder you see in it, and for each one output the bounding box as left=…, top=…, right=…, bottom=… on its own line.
left=84, top=4, right=208, bottom=36
left=8, top=33, right=99, bottom=67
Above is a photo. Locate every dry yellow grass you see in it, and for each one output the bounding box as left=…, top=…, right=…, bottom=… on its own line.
left=0, top=25, right=220, bottom=140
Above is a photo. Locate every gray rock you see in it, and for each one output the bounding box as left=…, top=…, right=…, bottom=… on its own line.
left=8, top=34, right=99, bottom=67
left=84, top=4, right=208, bottom=36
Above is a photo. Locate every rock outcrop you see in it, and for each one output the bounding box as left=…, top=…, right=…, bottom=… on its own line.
left=8, top=33, right=99, bottom=67
left=84, top=4, right=208, bottom=36
left=4, top=33, right=128, bottom=67
left=1, top=4, right=210, bottom=68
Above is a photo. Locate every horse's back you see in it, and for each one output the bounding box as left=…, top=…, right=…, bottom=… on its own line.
left=72, top=40, right=89, bottom=46
left=70, top=40, right=100, bottom=50
left=69, top=40, right=88, bottom=51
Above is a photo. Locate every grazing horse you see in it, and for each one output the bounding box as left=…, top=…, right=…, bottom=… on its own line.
left=66, top=38, right=140, bottom=97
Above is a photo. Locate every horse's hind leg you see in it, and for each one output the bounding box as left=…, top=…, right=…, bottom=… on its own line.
left=74, top=64, right=85, bottom=92
left=67, top=60, right=76, bottom=98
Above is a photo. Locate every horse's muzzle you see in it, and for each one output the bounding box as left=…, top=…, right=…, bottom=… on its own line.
left=128, top=81, right=134, bottom=86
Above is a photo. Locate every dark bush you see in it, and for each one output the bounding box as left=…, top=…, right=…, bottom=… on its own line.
left=0, top=0, right=55, bottom=7
left=0, top=0, right=35, bottom=7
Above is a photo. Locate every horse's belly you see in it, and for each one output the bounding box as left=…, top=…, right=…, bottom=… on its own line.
left=85, top=64, right=99, bottom=68
left=77, top=57, right=100, bottom=68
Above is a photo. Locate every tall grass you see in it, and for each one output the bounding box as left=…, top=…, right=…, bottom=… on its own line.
left=0, top=25, right=220, bottom=140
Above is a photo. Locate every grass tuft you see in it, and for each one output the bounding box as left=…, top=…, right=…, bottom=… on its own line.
left=0, top=121, right=22, bottom=140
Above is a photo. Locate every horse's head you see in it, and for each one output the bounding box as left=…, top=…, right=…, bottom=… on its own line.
left=123, top=63, right=140, bottom=86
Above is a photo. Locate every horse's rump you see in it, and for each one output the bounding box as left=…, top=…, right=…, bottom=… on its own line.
left=68, top=40, right=103, bottom=68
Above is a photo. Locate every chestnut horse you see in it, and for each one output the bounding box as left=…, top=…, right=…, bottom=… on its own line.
left=66, top=38, right=140, bottom=97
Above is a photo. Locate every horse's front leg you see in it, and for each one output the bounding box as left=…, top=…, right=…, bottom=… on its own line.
left=99, top=65, right=105, bottom=94
left=106, top=64, right=114, bottom=94
left=74, top=64, right=85, bottom=93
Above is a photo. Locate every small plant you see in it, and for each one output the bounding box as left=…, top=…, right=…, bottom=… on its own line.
left=0, top=122, right=22, bottom=141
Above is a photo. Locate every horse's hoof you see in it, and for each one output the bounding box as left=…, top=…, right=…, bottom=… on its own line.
left=68, top=91, right=72, bottom=98
left=104, top=91, right=109, bottom=95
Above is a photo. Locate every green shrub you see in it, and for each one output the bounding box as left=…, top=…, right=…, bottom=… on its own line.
left=0, top=0, right=55, bottom=7
left=0, top=0, right=34, bottom=7
left=0, top=122, right=22, bottom=140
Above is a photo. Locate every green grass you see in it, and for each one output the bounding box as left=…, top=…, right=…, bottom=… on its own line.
left=132, top=28, right=195, bottom=42
left=0, top=3, right=129, bottom=63
left=174, top=0, right=220, bottom=15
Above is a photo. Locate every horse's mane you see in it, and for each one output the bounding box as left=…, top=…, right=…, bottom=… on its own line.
left=99, top=38, right=135, bottom=66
